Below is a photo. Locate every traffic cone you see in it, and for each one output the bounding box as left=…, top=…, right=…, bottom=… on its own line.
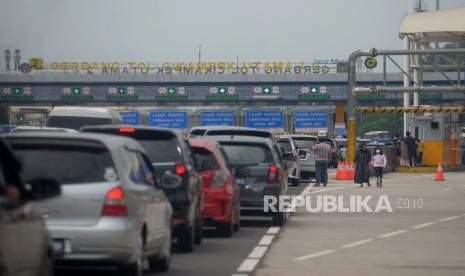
left=335, top=161, right=343, bottom=180
left=434, top=162, right=445, bottom=181
left=341, top=161, right=349, bottom=180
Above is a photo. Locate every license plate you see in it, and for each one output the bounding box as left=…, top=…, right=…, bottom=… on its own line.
left=236, top=178, right=245, bottom=185
left=52, top=240, right=65, bottom=257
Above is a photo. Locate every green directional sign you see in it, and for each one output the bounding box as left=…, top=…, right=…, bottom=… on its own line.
left=298, top=94, right=330, bottom=100
left=118, top=87, right=126, bottom=94
left=262, top=87, right=271, bottom=94
left=13, top=87, right=22, bottom=94
left=167, top=88, right=176, bottom=95
left=72, top=87, right=81, bottom=95
left=356, top=94, right=385, bottom=100
left=420, top=93, right=442, bottom=100
left=311, top=87, right=319, bottom=93
left=218, top=87, right=227, bottom=94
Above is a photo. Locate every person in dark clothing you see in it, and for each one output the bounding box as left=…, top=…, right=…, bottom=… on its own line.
left=354, top=143, right=372, bottom=187
left=403, top=131, right=418, bottom=167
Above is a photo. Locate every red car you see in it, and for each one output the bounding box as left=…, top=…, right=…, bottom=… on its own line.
left=189, top=138, right=240, bottom=237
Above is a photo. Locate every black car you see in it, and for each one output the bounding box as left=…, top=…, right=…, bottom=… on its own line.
left=80, top=125, right=203, bottom=252
left=0, top=137, right=61, bottom=276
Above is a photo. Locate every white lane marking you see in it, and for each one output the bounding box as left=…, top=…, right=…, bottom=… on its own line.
left=411, top=222, right=435, bottom=230
left=258, top=235, right=274, bottom=246
left=309, top=186, right=346, bottom=194
left=237, top=259, right=260, bottom=272
left=248, top=246, right=268, bottom=259
left=437, top=216, right=459, bottom=222
left=295, top=249, right=336, bottom=261
left=232, top=274, right=248, bottom=276
left=442, top=188, right=452, bottom=191
left=341, top=239, right=374, bottom=249
left=266, top=227, right=280, bottom=235
left=378, top=229, right=408, bottom=238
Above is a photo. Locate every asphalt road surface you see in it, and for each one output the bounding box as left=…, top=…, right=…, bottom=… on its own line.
left=55, top=179, right=311, bottom=276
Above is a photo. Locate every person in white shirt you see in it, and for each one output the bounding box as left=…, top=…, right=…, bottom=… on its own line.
left=372, top=146, right=387, bottom=187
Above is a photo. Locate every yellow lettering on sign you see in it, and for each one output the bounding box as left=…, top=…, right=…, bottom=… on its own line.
left=253, top=61, right=261, bottom=70
left=174, top=63, right=184, bottom=72
left=226, top=63, right=234, bottom=71
left=273, top=62, right=283, bottom=71
left=285, top=62, right=292, bottom=70
left=101, top=63, right=111, bottom=71
left=51, top=62, right=60, bottom=70
left=162, top=62, right=170, bottom=71
left=81, top=62, right=89, bottom=71
left=91, top=63, right=99, bottom=71
left=70, top=62, right=79, bottom=71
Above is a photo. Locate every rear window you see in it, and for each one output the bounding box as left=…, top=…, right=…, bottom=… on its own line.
left=221, top=143, right=273, bottom=166
left=48, top=116, right=111, bottom=130
left=206, top=129, right=272, bottom=138
left=192, top=147, right=218, bottom=171
left=292, top=137, right=317, bottom=149
left=279, top=140, right=293, bottom=152
left=11, top=144, right=116, bottom=184
left=80, top=128, right=181, bottom=163
left=189, top=129, right=206, bottom=137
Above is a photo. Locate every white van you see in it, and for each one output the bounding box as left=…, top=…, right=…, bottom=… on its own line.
left=46, top=106, right=123, bottom=130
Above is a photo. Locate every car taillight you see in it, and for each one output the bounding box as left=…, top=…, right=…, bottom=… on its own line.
left=176, top=164, right=187, bottom=176
left=268, top=164, right=279, bottom=184
left=102, top=186, right=128, bottom=216
left=119, top=127, right=135, bottom=133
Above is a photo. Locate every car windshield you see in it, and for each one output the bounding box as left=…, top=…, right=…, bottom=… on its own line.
left=47, top=116, right=111, bottom=130
left=291, top=137, right=317, bottom=149
left=11, top=144, right=115, bottom=184
left=221, top=143, right=273, bottom=166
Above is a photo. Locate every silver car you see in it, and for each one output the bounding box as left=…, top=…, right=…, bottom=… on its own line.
left=278, top=137, right=301, bottom=186
left=6, top=133, right=180, bottom=275
left=287, top=135, right=318, bottom=181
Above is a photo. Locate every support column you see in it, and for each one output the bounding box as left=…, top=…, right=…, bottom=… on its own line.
left=403, top=38, right=411, bottom=135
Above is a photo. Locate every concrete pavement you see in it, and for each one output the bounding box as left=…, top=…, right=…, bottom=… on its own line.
left=255, top=172, right=465, bottom=276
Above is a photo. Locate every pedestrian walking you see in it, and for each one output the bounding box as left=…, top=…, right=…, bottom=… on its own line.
left=372, top=146, right=387, bottom=187
left=416, top=138, right=425, bottom=165
left=403, top=131, right=418, bottom=167
left=354, top=143, right=372, bottom=187
left=311, top=138, right=331, bottom=187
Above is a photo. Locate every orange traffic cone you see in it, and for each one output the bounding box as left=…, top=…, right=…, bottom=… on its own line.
left=335, top=161, right=343, bottom=180
left=434, top=162, right=445, bottom=181
left=341, top=161, right=349, bottom=180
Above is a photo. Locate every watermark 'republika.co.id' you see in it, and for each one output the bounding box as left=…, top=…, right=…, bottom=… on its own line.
left=264, top=195, right=423, bottom=213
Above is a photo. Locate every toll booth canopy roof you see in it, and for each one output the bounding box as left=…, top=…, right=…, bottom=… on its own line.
left=399, top=7, right=465, bottom=42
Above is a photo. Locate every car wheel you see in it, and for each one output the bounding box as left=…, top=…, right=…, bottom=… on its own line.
left=120, top=236, right=144, bottom=276
left=272, top=211, right=285, bottom=227
left=177, top=224, right=195, bottom=253
left=194, top=218, right=203, bottom=245
left=233, top=205, right=240, bottom=232
left=217, top=209, right=234, bottom=237
left=148, top=239, right=171, bottom=272
left=292, top=179, right=300, bottom=186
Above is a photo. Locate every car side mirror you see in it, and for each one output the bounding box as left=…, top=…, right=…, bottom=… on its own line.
left=160, top=172, right=182, bottom=189
left=298, top=149, right=307, bottom=159
left=283, top=152, right=295, bottom=161
left=25, top=178, right=61, bottom=201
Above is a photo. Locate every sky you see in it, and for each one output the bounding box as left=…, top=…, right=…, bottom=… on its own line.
left=1, top=0, right=465, bottom=66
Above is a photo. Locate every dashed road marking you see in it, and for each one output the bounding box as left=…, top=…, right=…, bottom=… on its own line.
left=266, top=227, right=280, bottom=235
left=341, top=239, right=374, bottom=249
left=248, top=246, right=269, bottom=259
left=378, top=229, right=408, bottom=238
left=258, top=235, right=274, bottom=246
left=295, top=249, right=336, bottom=261
left=232, top=274, right=248, bottom=276
left=237, top=259, right=260, bottom=272
left=437, top=216, right=459, bottom=222
left=442, top=188, right=452, bottom=191
left=411, top=222, right=435, bottom=230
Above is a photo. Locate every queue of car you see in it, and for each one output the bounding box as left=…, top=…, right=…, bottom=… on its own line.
left=0, top=106, right=353, bottom=275
left=0, top=109, right=298, bottom=275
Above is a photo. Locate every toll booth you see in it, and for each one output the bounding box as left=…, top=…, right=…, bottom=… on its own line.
left=406, top=112, right=451, bottom=166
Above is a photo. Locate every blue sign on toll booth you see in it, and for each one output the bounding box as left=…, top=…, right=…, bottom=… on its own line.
left=149, top=111, right=188, bottom=129
left=294, top=110, right=328, bottom=128
left=200, top=111, right=235, bottom=126
left=119, top=112, right=140, bottom=125
left=245, top=110, right=284, bottom=129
